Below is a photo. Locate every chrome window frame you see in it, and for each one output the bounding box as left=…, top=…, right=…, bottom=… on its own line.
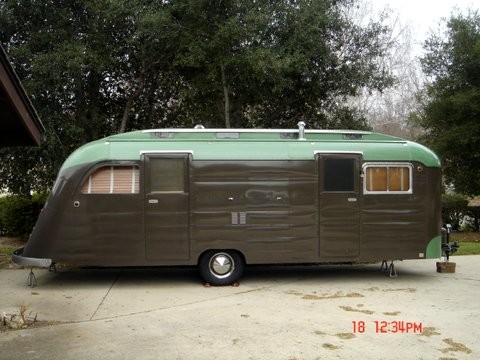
left=362, top=162, right=413, bottom=195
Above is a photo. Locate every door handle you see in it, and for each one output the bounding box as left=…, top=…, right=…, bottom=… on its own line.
left=347, top=198, right=357, bottom=202
left=148, top=199, right=159, bottom=204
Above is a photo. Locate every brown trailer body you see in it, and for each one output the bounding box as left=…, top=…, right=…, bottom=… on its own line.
left=13, top=127, right=442, bottom=285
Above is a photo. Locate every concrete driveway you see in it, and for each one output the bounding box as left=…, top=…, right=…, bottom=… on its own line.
left=1, top=256, right=479, bottom=360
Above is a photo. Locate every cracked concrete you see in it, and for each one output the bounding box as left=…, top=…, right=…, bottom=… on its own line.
left=1, top=256, right=479, bottom=360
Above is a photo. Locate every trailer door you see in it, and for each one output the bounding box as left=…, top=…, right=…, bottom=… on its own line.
left=317, top=153, right=361, bottom=259
left=144, top=153, right=190, bottom=261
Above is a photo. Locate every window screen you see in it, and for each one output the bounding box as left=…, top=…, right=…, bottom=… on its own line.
left=82, top=166, right=139, bottom=194
left=149, top=158, right=185, bottom=192
left=364, top=164, right=412, bottom=194
left=323, top=158, right=355, bottom=192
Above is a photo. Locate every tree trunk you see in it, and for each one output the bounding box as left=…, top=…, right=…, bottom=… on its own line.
left=119, top=77, right=145, bottom=133
left=220, top=63, right=231, bottom=128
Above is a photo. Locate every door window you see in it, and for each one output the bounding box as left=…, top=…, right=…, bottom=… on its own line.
left=149, top=158, right=186, bottom=193
left=322, top=158, right=355, bottom=192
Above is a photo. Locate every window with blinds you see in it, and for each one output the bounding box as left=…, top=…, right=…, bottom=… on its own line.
left=82, top=166, right=140, bottom=194
left=364, top=163, right=412, bottom=194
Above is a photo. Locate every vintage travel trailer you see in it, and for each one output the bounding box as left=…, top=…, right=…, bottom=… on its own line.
left=13, top=124, right=442, bottom=285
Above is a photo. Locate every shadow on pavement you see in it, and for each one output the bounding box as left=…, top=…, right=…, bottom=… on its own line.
left=28, top=261, right=436, bottom=289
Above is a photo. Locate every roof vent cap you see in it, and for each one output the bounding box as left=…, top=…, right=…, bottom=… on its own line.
left=297, top=121, right=306, bottom=141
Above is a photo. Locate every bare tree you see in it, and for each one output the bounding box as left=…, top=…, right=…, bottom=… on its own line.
left=345, top=0, right=425, bottom=139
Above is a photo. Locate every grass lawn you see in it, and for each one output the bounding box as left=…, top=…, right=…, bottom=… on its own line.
left=0, top=237, right=24, bottom=268
left=0, top=247, right=16, bottom=268
left=0, top=246, right=15, bottom=254
left=0, top=237, right=23, bottom=254
left=449, top=232, right=480, bottom=255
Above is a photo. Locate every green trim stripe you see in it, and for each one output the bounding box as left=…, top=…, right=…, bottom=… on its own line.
left=60, top=129, right=441, bottom=171
left=426, top=236, right=442, bottom=259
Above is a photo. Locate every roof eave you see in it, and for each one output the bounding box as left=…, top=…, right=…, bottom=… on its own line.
left=0, top=44, right=45, bottom=146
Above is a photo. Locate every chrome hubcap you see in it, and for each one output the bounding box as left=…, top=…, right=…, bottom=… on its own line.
left=209, top=253, right=234, bottom=279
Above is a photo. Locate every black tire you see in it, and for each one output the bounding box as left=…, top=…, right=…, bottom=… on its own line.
left=198, top=250, right=244, bottom=286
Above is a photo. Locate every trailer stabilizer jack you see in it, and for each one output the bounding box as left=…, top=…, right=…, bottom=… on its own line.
left=381, top=260, right=397, bottom=277
left=27, top=268, right=37, bottom=288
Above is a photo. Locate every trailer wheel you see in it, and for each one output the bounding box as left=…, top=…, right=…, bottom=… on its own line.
left=198, top=250, right=244, bottom=286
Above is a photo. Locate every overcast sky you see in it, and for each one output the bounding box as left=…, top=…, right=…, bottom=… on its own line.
left=369, top=0, right=479, bottom=52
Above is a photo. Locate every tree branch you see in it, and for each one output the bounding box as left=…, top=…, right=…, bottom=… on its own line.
left=220, top=63, right=231, bottom=128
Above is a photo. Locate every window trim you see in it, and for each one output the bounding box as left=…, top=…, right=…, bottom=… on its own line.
left=362, top=162, right=413, bottom=195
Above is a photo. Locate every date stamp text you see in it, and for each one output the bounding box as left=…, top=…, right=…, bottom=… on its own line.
left=352, top=320, right=423, bottom=334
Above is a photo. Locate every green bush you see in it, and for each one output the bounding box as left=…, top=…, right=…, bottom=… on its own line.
left=0, top=193, right=48, bottom=237
left=442, top=193, right=469, bottom=230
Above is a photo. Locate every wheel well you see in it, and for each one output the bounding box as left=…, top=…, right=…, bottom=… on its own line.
left=198, top=249, right=246, bottom=265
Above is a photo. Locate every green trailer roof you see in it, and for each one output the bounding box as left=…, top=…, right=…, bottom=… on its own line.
left=60, top=128, right=441, bottom=172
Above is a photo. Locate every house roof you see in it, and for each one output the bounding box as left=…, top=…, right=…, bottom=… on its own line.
left=0, top=44, right=45, bottom=146
left=468, top=197, right=480, bottom=207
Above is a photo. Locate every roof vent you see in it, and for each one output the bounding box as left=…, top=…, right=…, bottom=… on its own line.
left=194, top=124, right=205, bottom=129
left=342, top=133, right=363, bottom=140
left=216, top=132, right=239, bottom=139
left=297, top=121, right=306, bottom=141
left=151, top=132, right=174, bottom=139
